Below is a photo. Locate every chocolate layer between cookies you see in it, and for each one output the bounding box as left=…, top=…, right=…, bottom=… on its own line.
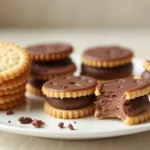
left=95, top=78, right=150, bottom=121
left=28, top=78, right=46, bottom=89
left=30, top=58, right=76, bottom=77
left=47, top=94, right=95, bottom=110
left=81, top=62, right=133, bottom=80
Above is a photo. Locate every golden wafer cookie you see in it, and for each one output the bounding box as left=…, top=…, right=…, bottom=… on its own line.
left=0, top=83, right=26, bottom=96
left=26, top=43, right=73, bottom=61
left=143, top=60, right=150, bottom=72
left=82, top=46, right=133, bottom=68
left=124, top=107, right=150, bottom=125
left=42, top=76, right=97, bottom=99
left=0, top=42, right=29, bottom=83
left=0, top=97, right=25, bottom=110
left=0, top=70, right=29, bottom=90
left=0, top=91, right=25, bottom=104
left=44, top=102, right=94, bottom=119
left=26, top=83, right=43, bottom=96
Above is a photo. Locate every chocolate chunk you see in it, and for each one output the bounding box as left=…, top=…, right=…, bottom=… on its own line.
left=81, top=63, right=133, bottom=80
left=58, top=122, right=64, bottom=128
left=8, top=121, right=11, bottom=123
left=44, top=75, right=97, bottom=92
left=18, top=117, right=33, bottom=124
left=68, top=124, right=75, bottom=130
left=32, top=120, right=45, bottom=128
left=83, top=46, right=133, bottom=61
left=6, top=110, right=14, bottom=115
left=47, top=94, right=95, bottom=110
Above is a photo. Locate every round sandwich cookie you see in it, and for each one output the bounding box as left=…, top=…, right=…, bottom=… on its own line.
left=42, top=75, right=97, bottom=119
left=26, top=78, right=45, bottom=96
left=82, top=46, right=133, bottom=68
left=95, top=78, right=150, bottom=125
left=0, top=42, right=29, bottom=83
left=26, top=43, right=73, bottom=61
left=30, top=58, right=76, bottom=80
left=81, top=62, right=133, bottom=81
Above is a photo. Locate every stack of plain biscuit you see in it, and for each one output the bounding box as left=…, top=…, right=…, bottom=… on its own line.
left=0, top=42, right=29, bottom=110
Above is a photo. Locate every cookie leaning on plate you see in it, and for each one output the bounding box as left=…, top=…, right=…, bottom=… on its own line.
left=95, top=78, right=150, bottom=125
left=42, top=76, right=97, bottom=119
left=81, top=46, right=134, bottom=81
left=0, top=42, right=29, bottom=110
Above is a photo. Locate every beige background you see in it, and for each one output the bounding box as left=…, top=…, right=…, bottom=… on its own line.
left=0, top=0, right=150, bottom=28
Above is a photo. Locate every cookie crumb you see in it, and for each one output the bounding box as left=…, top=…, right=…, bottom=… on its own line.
left=18, top=117, right=33, bottom=124
left=32, top=120, right=45, bottom=128
left=6, top=110, right=14, bottom=115
left=58, top=122, right=64, bottom=128
left=8, top=121, right=11, bottom=123
left=68, top=124, right=75, bottom=130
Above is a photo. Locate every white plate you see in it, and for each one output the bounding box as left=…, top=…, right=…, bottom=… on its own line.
left=0, top=57, right=149, bottom=140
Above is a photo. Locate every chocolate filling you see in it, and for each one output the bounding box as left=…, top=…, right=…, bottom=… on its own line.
left=28, top=78, right=46, bottom=89
left=47, top=94, right=96, bottom=110
left=81, top=62, right=133, bottom=80
left=96, top=92, right=149, bottom=120
left=30, top=58, right=76, bottom=76
left=141, top=70, right=150, bottom=81
left=124, top=95, right=149, bottom=116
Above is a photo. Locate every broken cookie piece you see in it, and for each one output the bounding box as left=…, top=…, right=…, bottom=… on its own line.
left=95, top=78, right=150, bottom=125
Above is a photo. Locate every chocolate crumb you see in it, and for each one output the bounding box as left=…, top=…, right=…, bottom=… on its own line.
left=6, top=110, right=14, bottom=115
left=58, top=122, right=64, bottom=128
left=32, top=120, right=45, bottom=128
left=68, top=124, right=75, bottom=130
left=74, top=121, right=76, bottom=124
left=8, top=121, right=11, bottom=123
left=18, top=117, right=33, bottom=124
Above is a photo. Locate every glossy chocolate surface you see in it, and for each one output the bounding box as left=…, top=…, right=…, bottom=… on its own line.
left=44, top=75, right=97, bottom=92
left=83, top=46, right=133, bottom=61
